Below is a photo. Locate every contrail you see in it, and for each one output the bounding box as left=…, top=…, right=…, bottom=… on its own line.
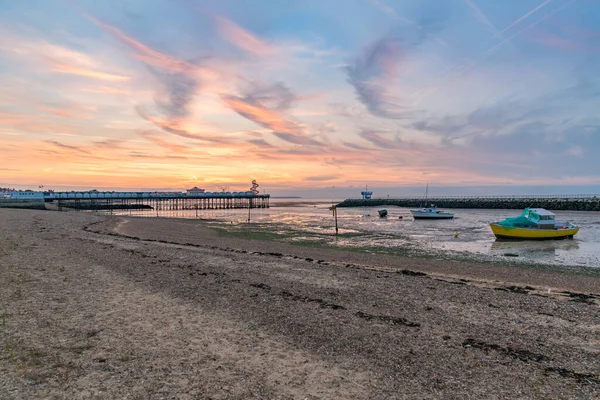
left=463, top=0, right=501, bottom=36
left=483, top=0, right=576, bottom=57
left=496, top=0, right=553, bottom=37
left=412, top=0, right=575, bottom=102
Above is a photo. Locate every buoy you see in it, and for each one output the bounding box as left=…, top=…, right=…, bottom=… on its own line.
left=453, top=231, right=459, bottom=238
left=399, top=216, right=403, bottom=219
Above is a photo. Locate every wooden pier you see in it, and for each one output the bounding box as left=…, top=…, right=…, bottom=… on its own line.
left=48, top=192, right=270, bottom=211
left=336, top=194, right=600, bottom=211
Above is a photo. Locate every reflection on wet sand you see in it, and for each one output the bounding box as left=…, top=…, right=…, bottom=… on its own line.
left=490, top=240, right=580, bottom=261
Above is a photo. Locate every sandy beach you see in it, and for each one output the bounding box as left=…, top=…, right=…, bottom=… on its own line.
left=1, top=208, right=599, bottom=399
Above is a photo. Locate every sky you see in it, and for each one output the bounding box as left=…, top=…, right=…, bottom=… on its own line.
left=1, top=0, right=600, bottom=196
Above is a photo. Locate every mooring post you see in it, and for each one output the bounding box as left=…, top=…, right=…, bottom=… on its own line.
left=248, top=198, right=252, bottom=222
left=330, top=205, right=338, bottom=235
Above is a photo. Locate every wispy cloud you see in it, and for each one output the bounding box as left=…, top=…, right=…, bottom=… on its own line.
left=345, top=36, right=410, bottom=119
left=43, top=57, right=130, bottom=81
left=138, top=131, right=192, bottom=152
left=359, top=130, right=404, bottom=149
left=215, top=16, right=273, bottom=55
left=45, top=140, right=91, bottom=154
left=222, top=82, right=321, bottom=146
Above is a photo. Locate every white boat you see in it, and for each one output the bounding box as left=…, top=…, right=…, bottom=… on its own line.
left=410, top=206, right=454, bottom=219
left=410, top=183, right=454, bottom=220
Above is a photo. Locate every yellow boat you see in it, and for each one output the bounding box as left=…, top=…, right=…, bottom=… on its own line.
left=490, top=208, right=579, bottom=240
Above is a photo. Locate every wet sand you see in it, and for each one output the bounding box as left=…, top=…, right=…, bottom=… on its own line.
left=1, top=209, right=599, bottom=399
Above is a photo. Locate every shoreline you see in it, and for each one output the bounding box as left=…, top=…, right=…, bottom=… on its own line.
left=93, top=214, right=600, bottom=299
left=1, top=209, right=599, bottom=398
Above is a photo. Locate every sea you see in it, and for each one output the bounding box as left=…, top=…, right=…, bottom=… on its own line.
left=112, top=198, right=600, bottom=269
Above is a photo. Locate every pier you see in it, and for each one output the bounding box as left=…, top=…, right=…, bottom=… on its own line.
left=336, top=194, right=600, bottom=211
left=46, top=191, right=270, bottom=211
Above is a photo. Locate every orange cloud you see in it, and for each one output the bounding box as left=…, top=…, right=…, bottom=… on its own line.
left=222, top=96, right=321, bottom=145
left=215, top=16, right=273, bottom=55
left=84, top=13, right=217, bottom=79
left=0, top=111, right=39, bottom=126
left=37, top=105, right=94, bottom=119
left=138, top=131, right=192, bottom=152
left=44, top=57, right=130, bottom=81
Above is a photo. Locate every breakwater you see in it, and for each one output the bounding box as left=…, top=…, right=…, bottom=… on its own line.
left=336, top=195, right=600, bottom=211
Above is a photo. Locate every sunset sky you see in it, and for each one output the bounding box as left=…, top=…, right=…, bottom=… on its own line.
left=2, top=0, right=600, bottom=195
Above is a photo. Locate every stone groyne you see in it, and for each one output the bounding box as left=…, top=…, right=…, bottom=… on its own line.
left=336, top=196, right=600, bottom=211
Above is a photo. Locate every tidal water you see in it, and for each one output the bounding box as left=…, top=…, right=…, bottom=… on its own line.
left=112, top=199, right=600, bottom=269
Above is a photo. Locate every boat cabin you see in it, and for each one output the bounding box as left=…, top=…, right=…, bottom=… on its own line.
left=527, top=208, right=555, bottom=229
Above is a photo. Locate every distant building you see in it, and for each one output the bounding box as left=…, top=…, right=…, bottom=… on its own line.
left=361, top=185, right=373, bottom=200
left=187, top=186, right=206, bottom=193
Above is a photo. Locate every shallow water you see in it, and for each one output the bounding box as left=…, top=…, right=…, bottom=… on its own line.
left=112, top=199, right=600, bottom=268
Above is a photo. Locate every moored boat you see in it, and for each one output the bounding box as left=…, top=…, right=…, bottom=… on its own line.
left=490, top=208, right=579, bottom=240
left=410, top=206, right=454, bottom=219
left=410, top=182, right=454, bottom=219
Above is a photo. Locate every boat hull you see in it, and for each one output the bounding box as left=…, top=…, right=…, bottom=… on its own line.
left=412, top=215, right=454, bottom=219
left=410, top=211, right=454, bottom=219
left=490, top=223, right=579, bottom=240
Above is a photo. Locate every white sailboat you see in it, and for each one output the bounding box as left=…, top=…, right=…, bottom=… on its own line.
left=410, top=183, right=454, bottom=220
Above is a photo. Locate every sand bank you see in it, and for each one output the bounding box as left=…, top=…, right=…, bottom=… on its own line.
left=1, top=209, right=599, bottom=399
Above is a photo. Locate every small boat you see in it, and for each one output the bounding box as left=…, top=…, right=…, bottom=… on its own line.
left=490, top=208, right=579, bottom=240
left=410, top=206, right=454, bottom=219
left=410, top=183, right=454, bottom=219
left=378, top=209, right=388, bottom=218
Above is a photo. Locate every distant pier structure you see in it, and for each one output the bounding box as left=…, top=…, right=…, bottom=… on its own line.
left=46, top=182, right=270, bottom=211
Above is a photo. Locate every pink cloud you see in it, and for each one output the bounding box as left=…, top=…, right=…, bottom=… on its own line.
left=215, top=16, right=273, bottom=56
left=222, top=95, right=321, bottom=146
left=526, top=29, right=595, bottom=53
left=43, top=57, right=130, bottom=81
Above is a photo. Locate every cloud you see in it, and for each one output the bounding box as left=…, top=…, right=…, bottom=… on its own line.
left=85, top=13, right=199, bottom=74
left=92, top=139, right=127, bottom=150
left=215, top=15, right=273, bottom=55
left=37, top=105, right=94, bottom=119
left=150, top=67, right=199, bottom=120
left=83, top=13, right=213, bottom=143
left=247, top=138, right=274, bottom=147
left=342, top=141, right=371, bottom=150
left=45, top=140, right=91, bottom=154
left=136, top=107, right=224, bottom=143
left=566, top=145, right=583, bottom=157
left=359, top=130, right=403, bottom=149
left=222, top=85, right=321, bottom=145
left=43, top=57, right=130, bottom=81
left=526, top=29, right=596, bottom=53
left=138, top=131, right=191, bottom=152
left=303, top=175, right=338, bottom=181
left=344, top=36, right=409, bottom=119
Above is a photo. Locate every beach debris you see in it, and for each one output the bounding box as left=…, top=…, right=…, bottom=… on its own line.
left=355, top=311, right=420, bottom=327
left=462, top=338, right=548, bottom=363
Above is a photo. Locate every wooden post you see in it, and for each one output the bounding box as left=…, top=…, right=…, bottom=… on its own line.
left=330, top=205, right=338, bottom=235
left=248, top=198, right=252, bottom=222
